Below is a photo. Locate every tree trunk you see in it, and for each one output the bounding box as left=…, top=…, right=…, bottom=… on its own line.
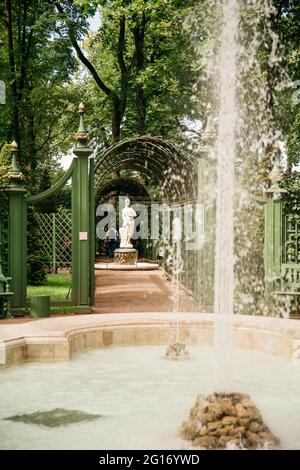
left=133, top=13, right=147, bottom=135
left=54, top=2, right=128, bottom=145
left=112, top=96, right=122, bottom=144
left=114, top=15, right=127, bottom=143
left=26, top=111, right=36, bottom=170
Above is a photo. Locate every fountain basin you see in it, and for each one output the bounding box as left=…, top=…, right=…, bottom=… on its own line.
left=1, top=313, right=300, bottom=368
left=0, top=344, right=300, bottom=449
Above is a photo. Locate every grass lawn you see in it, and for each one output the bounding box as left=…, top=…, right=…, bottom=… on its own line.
left=27, top=274, right=72, bottom=301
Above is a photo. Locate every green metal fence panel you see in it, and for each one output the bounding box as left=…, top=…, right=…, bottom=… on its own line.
left=36, top=210, right=72, bottom=271
left=282, top=210, right=300, bottom=265
left=0, top=190, right=9, bottom=276
left=159, top=198, right=214, bottom=310
left=263, top=201, right=300, bottom=316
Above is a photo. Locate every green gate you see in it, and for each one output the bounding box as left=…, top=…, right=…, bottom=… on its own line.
left=4, top=104, right=95, bottom=315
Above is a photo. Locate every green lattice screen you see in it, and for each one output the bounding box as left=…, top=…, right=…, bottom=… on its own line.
left=282, top=211, right=300, bottom=264
left=36, top=210, right=72, bottom=270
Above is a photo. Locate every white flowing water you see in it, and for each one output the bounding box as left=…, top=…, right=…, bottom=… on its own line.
left=165, top=215, right=184, bottom=345
left=0, top=346, right=300, bottom=450
left=172, top=216, right=183, bottom=343
left=213, top=0, right=239, bottom=392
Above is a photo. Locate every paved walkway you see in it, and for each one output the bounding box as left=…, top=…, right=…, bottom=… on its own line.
left=0, top=268, right=199, bottom=324
left=93, top=268, right=199, bottom=314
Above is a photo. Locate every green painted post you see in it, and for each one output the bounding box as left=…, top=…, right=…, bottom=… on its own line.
left=184, top=239, right=188, bottom=291
left=89, top=156, right=95, bottom=306
left=264, top=150, right=287, bottom=310
left=72, top=103, right=93, bottom=313
left=6, top=141, right=27, bottom=315
left=197, top=157, right=204, bottom=306
left=264, top=199, right=283, bottom=308
left=265, top=199, right=274, bottom=303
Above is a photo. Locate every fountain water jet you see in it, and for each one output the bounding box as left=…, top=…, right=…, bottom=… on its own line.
left=213, top=0, right=238, bottom=394
left=165, top=215, right=189, bottom=360
left=179, top=0, right=280, bottom=448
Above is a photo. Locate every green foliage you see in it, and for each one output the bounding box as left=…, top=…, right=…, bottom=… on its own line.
left=35, top=165, right=54, bottom=214
left=272, top=0, right=300, bottom=169
left=234, top=199, right=265, bottom=315
left=65, top=0, right=202, bottom=142
left=281, top=172, right=300, bottom=214
left=0, top=144, right=11, bottom=275
left=234, top=153, right=266, bottom=315
left=35, top=163, right=71, bottom=213
left=228, top=0, right=300, bottom=314
left=0, top=0, right=82, bottom=171
left=0, top=144, right=11, bottom=185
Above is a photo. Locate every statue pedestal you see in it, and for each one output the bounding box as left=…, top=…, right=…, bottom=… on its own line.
left=114, top=248, right=138, bottom=265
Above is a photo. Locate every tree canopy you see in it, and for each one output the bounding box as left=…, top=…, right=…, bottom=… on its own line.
left=0, top=0, right=299, bottom=183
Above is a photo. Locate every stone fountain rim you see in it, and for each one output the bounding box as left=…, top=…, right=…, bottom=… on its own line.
left=1, top=312, right=300, bottom=368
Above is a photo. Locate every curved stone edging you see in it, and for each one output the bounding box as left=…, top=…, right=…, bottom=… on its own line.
left=1, top=313, right=300, bottom=368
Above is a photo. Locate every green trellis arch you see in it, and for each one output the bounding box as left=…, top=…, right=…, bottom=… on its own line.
left=5, top=104, right=95, bottom=315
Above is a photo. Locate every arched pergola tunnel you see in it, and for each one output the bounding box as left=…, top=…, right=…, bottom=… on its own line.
left=94, top=136, right=198, bottom=203
left=94, top=136, right=215, bottom=308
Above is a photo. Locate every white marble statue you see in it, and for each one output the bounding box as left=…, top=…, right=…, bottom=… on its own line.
left=120, top=197, right=137, bottom=248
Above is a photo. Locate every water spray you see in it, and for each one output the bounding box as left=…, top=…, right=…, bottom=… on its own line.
left=165, top=215, right=189, bottom=360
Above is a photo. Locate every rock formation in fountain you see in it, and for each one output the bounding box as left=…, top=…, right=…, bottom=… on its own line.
left=165, top=342, right=189, bottom=360
left=179, top=393, right=280, bottom=449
